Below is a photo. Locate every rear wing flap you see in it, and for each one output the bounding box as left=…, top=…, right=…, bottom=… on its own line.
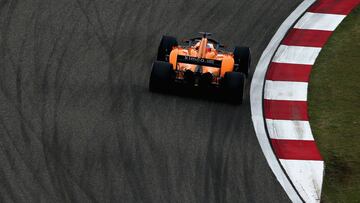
left=177, top=55, right=222, bottom=68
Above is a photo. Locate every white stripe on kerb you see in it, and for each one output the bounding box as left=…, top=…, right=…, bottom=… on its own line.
left=272, top=45, right=321, bottom=65
left=280, top=159, right=324, bottom=203
left=264, top=80, right=308, bottom=101
left=266, top=119, right=314, bottom=141
left=294, top=12, right=346, bottom=31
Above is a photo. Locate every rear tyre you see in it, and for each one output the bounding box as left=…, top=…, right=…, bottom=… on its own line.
left=149, top=61, right=175, bottom=92
left=222, top=72, right=245, bottom=104
left=157, top=36, right=178, bottom=61
left=233, top=46, right=251, bottom=77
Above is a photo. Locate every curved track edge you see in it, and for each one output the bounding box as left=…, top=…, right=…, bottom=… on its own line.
left=250, top=0, right=315, bottom=202
left=251, top=0, right=359, bottom=202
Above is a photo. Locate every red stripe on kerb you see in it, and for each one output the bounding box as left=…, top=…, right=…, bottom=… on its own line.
left=309, top=0, right=360, bottom=15
left=271, top=139, right=323, bottom=160
left=264, top=100, right=308, bottom=120
left=282, top=29, right=332, bottom=47
left=266, top=62, right=312, bottom=82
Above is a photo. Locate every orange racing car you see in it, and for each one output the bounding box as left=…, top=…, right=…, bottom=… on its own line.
left=149, top=32, right=251, bottom=104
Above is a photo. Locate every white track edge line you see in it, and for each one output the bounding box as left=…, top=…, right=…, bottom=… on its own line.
left=250, top=0, right=316, bottom=202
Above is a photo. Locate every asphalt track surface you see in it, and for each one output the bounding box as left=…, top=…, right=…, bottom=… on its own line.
left=0, top=0, right=302, bottom=202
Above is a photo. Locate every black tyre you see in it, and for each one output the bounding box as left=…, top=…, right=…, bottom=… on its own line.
left=222, top=72, right=245, bottom=104
left=233, top=46, right=251, bottom=77
left=149, top=61, right=175, bottom=92
left=157, top=36, right=178, bottom=61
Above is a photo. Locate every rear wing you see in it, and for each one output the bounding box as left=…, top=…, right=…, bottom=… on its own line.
left=177, top=55, right=222, bottom=68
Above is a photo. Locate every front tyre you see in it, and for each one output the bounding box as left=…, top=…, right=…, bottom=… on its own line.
left=157, top=36, right=178, bottom=61
left=233, top=46, right=251, bottom=77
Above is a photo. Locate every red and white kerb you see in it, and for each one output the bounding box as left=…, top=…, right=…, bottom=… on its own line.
left=263, top=0, right=359, bottom=201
